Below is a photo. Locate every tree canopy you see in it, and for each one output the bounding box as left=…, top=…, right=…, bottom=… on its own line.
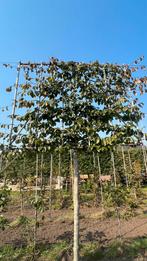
left=2, top=57, right=147, bottom=152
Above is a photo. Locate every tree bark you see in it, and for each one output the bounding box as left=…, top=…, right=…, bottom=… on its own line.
left=121, top=146, right=128, bottom=187
left=34, top=153, right=39, bottom=252
left=73, top=149, right=79, bottom=261
left=142, top=145, right=147, bottom=173
left=49, top=153, right=53, bottom=212
left=40, top=153, right=44, bottom=191
left=70, top=149, right=74, bottom=194
left=111, top=151, right=117, bottom=187
left=58, top=151, right=61, bottom=189
left=20, top=157, right=25, bottom=216
left=97, top=154, right=104, bottom=210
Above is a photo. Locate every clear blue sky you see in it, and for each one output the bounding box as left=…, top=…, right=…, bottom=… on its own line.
left=0, top=0, right=146, bottom=63
left=0, top=0, right=147, bottom=131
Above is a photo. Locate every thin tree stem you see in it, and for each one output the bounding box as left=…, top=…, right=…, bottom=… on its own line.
left=40, top=153, right=44, bottom=191
left=97, top=154, right=104, bottom=211
left=34, top=153, right=39, bottom=251
left=121, top=146, right=128, bottom=187
left=49, top=154, right=53, bottom=212
left=73, top=149, right=79, bottom=261
left=111, top=151, right=117, bottom=187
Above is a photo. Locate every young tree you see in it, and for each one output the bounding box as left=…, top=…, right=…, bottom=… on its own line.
left=3, top=58, right=146, bottom=261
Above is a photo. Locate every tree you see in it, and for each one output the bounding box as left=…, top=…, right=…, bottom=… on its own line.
left=2, top=58, right=147, bottom=261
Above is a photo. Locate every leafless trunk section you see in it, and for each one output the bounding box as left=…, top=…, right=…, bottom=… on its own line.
left=20, top=157, right=25, bottom=216
left=121, top=146, right=128, bottom=187
left=49, top=153, right=53, bottom=211
left=93, top=152, right=96, bottom=168
left=58, top=151, right=61, bottom=190
left=70, top=149, right=74, bottom=194
left=111, top=151, right=117, bottom=187
left=97, top=154, right=104, bottom=210
left=128, top=148, right=133, bottom=171
left=73, top=149, right=79, bottom=261
left=142, top=145, right=147, bottom=173
left=40, top=153, right=44, bottom=191
left=34, top=153, right=39, bottom=251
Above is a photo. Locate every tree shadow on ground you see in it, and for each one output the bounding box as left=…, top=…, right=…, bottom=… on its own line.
left=84, top=230, right=106, bottom=243
left=56, top=231, right=73, bottom=243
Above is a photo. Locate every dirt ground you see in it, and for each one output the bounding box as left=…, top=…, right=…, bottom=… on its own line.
left=1, top=204, right=147, bottom=248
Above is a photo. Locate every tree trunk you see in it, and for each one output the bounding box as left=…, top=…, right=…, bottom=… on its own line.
left=58, top=151, right=61, bottom=190
left=116, top=207, right=122, bottom=241
left=111, top=151, right=117, bottom=187
left=40, top=153, right=44, bottom=191
left=121, top=146, right=128, bottom=187
left=49, top=153, right=53, bottom=212
left=93, top=152, right=98, bottom=205
left=20, top=157, right=25, bottom=216
left=34, top=153, right=39, bottom=252
left=128, top=148, right=132, bottom=171
left=73, top=149, right=79, bottom=261
left=142, top=145, right=147, bottom=173
left=70, top=149, right=74, bottom=194
left=97, top=154, right=104, bottom=211
left=93, top=152, right=96, bottom=168
left=0, top=153, right=2, bottom=171
left=127, top=148, right=133, bottom=184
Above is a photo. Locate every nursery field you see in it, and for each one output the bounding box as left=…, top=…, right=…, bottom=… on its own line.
left=0, top=58, right=147, bottom=261
left=0, top=187, right=147, bottom=261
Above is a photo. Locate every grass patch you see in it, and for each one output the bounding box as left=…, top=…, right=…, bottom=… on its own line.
left=80, top=237, right=147, bottom=261
left=126, top=237, right=147, bottom=258
left=0, top=238, right=147, bottom=261
left=0, top=245, right=34, bottom=261
left=0, top=242, right=69, bottom=261
left=141, top=187, right=147, bottom=194
left=87, top=211, right=104, bottom=219
left=80, top=193, right=95, bottom=203
left=55, top=211, right=73, bottom=222
left=80, top=242, right=103, bottom=261
left=39, top=241, right=69, bottom=261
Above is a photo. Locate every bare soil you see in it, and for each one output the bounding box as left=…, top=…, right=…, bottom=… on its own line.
left=1, top=204, right=147, bottom=248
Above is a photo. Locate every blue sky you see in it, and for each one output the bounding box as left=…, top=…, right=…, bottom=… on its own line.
left=0, top=0, right=146, bottom=63
left=0, top=0, right=147, bottom=131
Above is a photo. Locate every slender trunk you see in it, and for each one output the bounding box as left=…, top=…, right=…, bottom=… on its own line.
left=116, top=207, right=122, bottom=240
left=97, top=154, right=104, bottom=211
left=93, top=152, right=96, bottom=168
left=70, top=149, right=74, bottom=195
left=127, top=148, right=133, bottom=184
left=49, top=154, right=53, bottom=211
left=73, top=149, right=79, bottom=261
left=20, top=157, right=25, bottom=216
left=20, top=177, right=24, bottom=216
left=93, top=152, right=98, bottom=204
left=111, top=151, right=117, bottom=187
left=4, top=158, right=8, bottom=186
left=34, top=153, right=39, bottom=251
left=142, top=145, right=147, bottom=173
left=128, top=148, right=132, bottom=171
left=0, top=154, right=2, bottom=171
left=40, top=153, right=43, bottom=191
left=121, top=146, right=128, bottom=187
left=134, top=188, right=137, bottom=200
left=58, top=151, right=61, bottom=190
left=145, top=147, right=147, bottom=167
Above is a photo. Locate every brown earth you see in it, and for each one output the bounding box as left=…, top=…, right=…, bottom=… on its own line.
left=1, top=204, right=147, bottom=248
